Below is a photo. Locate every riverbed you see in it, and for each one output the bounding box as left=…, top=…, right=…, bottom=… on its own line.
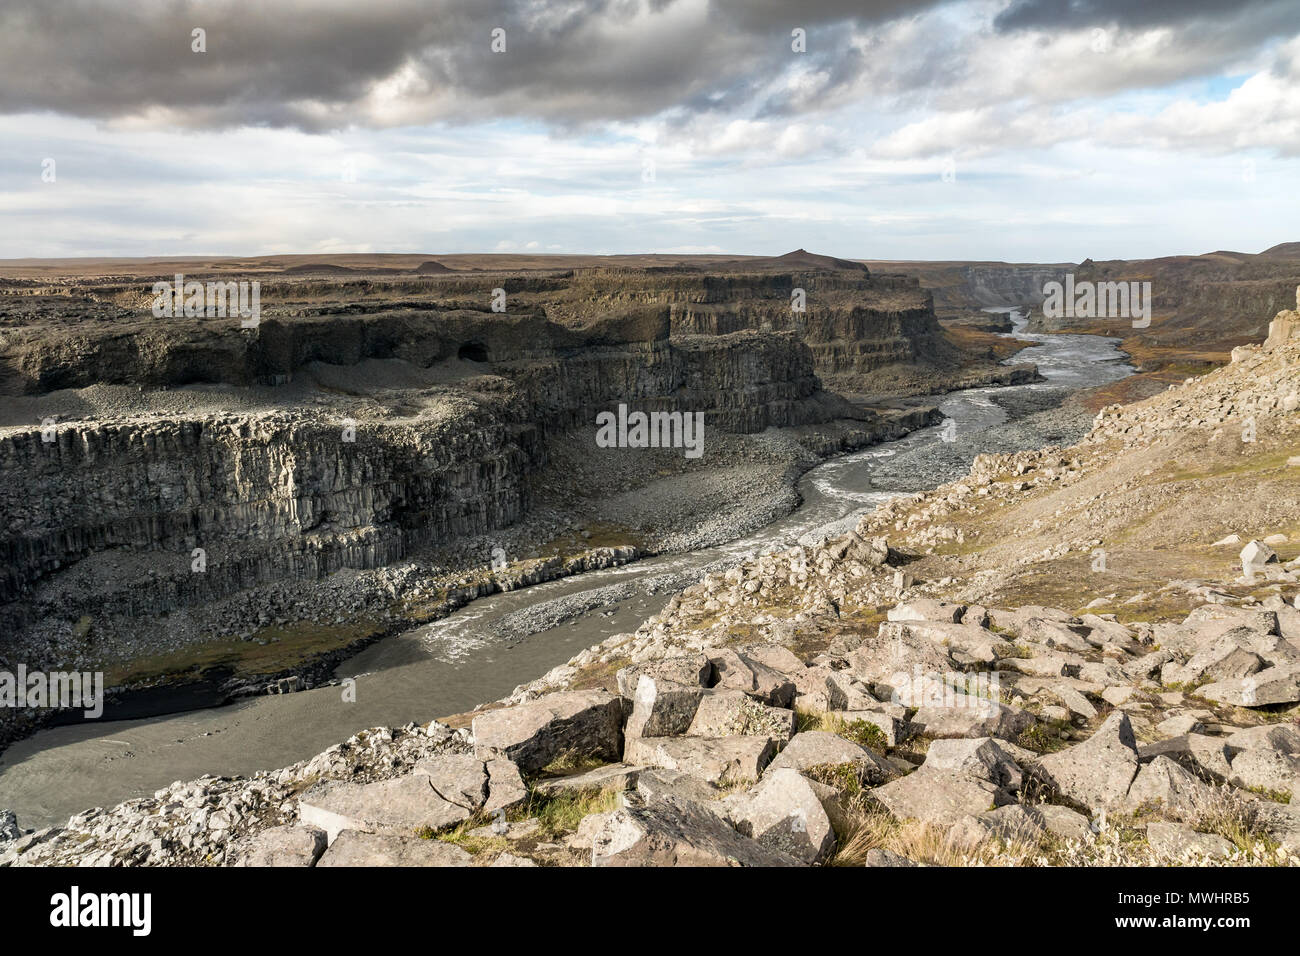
left=0, top=312, right=1133, bottom=827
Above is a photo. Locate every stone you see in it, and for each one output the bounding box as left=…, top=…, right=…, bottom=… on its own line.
left=624, top=735, right=776, bottom=785
left=738, top=643, right=806, bottom=675
left=1145, top=822, right=1234, bottom=861
left=708, top=649, right=796, bottom=706
left=863, top=848, right=923, bottom=866
left=591, top=795, right=800, bottom=867
left=472, top=690, right=625, bottom=772
left=0, top=810, right=19, bottom=844
left=625, top=676, right=705, bottom=738
left=230, top=825, right=327, bottom=867
left=909, top=697, right=1035, bottom=741
left=848, top=622, right=954, bottom=688
left=731, top=769, right=838, bottom=864
left=1199, top=665, right=1300, bottom=707
left=835, top=709, right=907, bottom=746
left=315, top=829, right=473, bottom=867
left=531, top=763, right=641, bottom=796
left=633, top=768, right=724, bottom=807
left=489, top=852, right=539, bottom=867
left=1138, top=734, right=1233, bottom=783
left=298, top=774, right=476, bottom=843
left=412, top=753, right=489, bottom=809
left=1017, top=618, right=1092, bottom=653
left=887, top=598, right=964, bottom=624
left=765, top=731, right=892, bottom=783
left=922, top=737, right=1023, bottom=790
left=1241, top=540, right=1278, bottom=568
left=1229, top=749, right=1300, bottom=800
left=484, top=758, right=529, bottom=813
left=1035, top=711, right=1139, bottom=813
left=1035, top=804, right=1093, bottom=842
left=891, top=620, right=1004, bottom=663
left=1155, top=714, right=1203, bottom=738
left=870, top=769, right=1008, bottom=827
left=1224, top=724, right=1300, bottom=756
left=685, top=689, right=795, bottom=742
left=1124, top=756, right=1222, bottom=815
left=616, top=655, right=712, bottom=698
left=951, top=805, right=1046, bottom=847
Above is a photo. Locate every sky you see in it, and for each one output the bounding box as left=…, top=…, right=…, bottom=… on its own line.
left=1, top=0, right=1298, bottom=262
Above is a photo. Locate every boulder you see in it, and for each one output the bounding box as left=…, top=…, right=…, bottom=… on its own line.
left=616, top=655, right=712, bottom=697
left=1229, top=749, right=1300, bottom=800
left=836, top=709, right=907, bottom=746
left=484, top=758, right=530, bottom=813
left=298, top=775, right=475, bottom=843
left=731, top=769, right=838, bottom=864
left=1138, top=734, right=1233, bottom=782
left=531, top=763, right=641, bottom=797
left=870, top=769, right=1009, bottom=827
left=633, top=768, right=724, bottom=807
left=472, top=690, right=625, bottom=772
left=1241, top=540, right=1278, bottom=568
left=1199, top=665, right=1300, bottom=707
left=625, top=676, right=705, bottom=738
left=909, top=697, right=1035, bottom=741
left=592, top=795, right=800, bottom=867
left=708, top=649, right=796, bottom=706
left=1124, top=755, right=1222, bottom=814
left=624, top=735, right=775, bottom=785
left=888, top=599, right=964, bottom=624
left=848, top=623, right=954, bottom=688
left=315, top=830, right=473, bottom=867
left=922, top=737, right=1023, bottom=791
left=685, top=689, right=795, bottom=742
left=412, top=753, right=489, bottom=809
left=950, top=805, right=1046, bottom=847
left=764, top=730, right=892, bottom=783
left=1035, top=712, right=1139, bottom=813
left=1224, top=723, right=1300, bottom=756
left=230, top=825, right=327, bottom=867
left=1145, top=822, right=1234, bottom=861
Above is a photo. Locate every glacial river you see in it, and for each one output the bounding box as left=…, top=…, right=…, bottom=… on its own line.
left=0, top=312, right=1134, bottom=827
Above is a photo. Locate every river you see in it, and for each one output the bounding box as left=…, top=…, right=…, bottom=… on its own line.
left=0, top=311, right=1133, bottom=827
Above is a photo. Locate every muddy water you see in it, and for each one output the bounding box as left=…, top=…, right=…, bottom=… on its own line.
left=0, top=312, right=1133, bottom=827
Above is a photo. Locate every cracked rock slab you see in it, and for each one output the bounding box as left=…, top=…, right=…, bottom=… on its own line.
left=592, top=794, right=800, bottom=867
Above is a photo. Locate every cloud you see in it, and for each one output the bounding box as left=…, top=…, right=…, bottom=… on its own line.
left=0, top=0, right=945, bottom=131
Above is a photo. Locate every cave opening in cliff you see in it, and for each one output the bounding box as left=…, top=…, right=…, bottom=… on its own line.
left=458, top=341, right=489, bottom=362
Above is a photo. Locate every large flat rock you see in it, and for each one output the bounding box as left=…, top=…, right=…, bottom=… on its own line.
left=315, top=830, right=473, bottom=867
left=592, top=795, right=800, bottom=867
left=472, top=690, right=626, bottom=772
left=624, top=735, right=775, bottom=785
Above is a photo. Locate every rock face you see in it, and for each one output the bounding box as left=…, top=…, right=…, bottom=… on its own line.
left=471, top=691, right=626, bottom=773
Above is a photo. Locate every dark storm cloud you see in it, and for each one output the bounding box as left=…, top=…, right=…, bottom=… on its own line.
left=994, top=0, right=1293, bottom=31
left=0, top=0, right=944, bottom=130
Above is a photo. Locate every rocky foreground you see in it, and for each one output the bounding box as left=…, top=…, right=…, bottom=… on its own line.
left=4, top=299, right=1300, bottom=868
